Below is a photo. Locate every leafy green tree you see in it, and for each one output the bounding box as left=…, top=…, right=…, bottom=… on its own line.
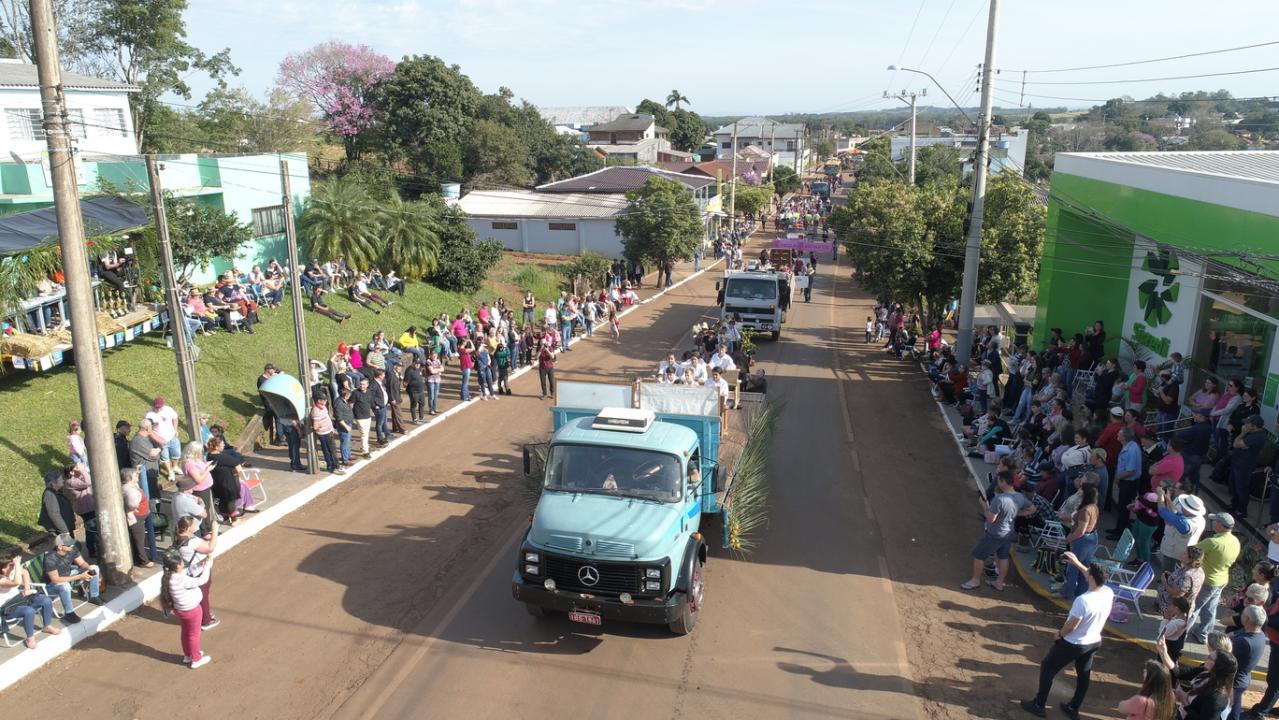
left=665, top=90, right=690, bottom=110
left=635, top=98, right=672, bottom=129
left=978, top=174, right=1045, bottom=303
left=771, top=165, right=801, bottom=195
left=429, top=209, right=502, bottom=293
left=298, top=176, right=381, bottom=269
left=368, top=55, right=481, bottom=188
left=730, top=183, right=773, bottom=216
left=559, top=251, right=612, bottom=292
left=615, top=177, right=702, bottom=265
left=854, top=135, right=901, bottom=185
left=166, top=199, right=253, bottom=279
left=912, top=144, right=962, bottom=187
left=84, top=0, right=238, bottom=151
left=668, top=108, right=707, bottom=152
left=813, top=138, right=835, bottom=159
left=464, top=118, right=533, bottom=187
left=830, top=182, right=930, bottom=305
left=196, top=86, right=315, bottom=153
left=1189, top=128, right=1242, bottom=150
left=377, top=195, right=440, bottom=278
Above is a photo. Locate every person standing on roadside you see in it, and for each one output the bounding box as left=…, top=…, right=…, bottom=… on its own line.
left=257, top=363, right=278, bottom=445
left=175, top=515, right=219, bottom=633
left=404, top=356, right=427, bottom=423
left=352, top=377, right=373, bottom=459
left=962, top=470, right=1035, bottom=592
left=1190, top=513, right=1241, bottom=644
left=309, top=395, right=343, bottom=475
left=426, top=351, right=443, bottom=416
left=161, top=519, right=217, bottom=668
left=538, top=342, right=556, bottom=400
left=332, top=386, right=354, bottom=467
left=146, top=396, right=182, bottom=477
left=282, top=415, right=304, bottom=472
left=371, top=369, right=390, bottom=447
left=1021, top=552, right=1113, bottom=719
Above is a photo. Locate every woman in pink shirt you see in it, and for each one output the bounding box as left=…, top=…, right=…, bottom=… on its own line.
left=457, top=339, right=475, bottom=401
left=347, top=344, right=364, bottom=370
left=181, top=441, right=215, bottom=532
left=67, top=419, right=87, bottom=466
left=451, top=312, right=469, bottom=341
left=1117, top=659, right=1174, bottom=720
left=1149, top=437, right=1185, bottom=491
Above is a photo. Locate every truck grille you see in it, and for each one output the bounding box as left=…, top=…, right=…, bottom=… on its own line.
left=594, top=540, right=636, bottom=557
left=544, top=553, right=640, bottom=595
left=724, top=304, right=771, bottom=316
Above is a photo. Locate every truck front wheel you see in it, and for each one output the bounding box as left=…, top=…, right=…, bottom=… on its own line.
left=669, top=560, right=704, bottom=635
left=771, top=330, right=780, bottom=341
left=525, top=603, right=550, bottom=618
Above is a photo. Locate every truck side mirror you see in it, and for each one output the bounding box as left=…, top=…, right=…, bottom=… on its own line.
left=522, top=443, right=547, bottom=480
left=716, top=289, right=725, bottom=306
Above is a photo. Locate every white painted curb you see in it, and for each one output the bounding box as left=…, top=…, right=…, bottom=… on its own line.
left=0, top=256, right=725, bottom=691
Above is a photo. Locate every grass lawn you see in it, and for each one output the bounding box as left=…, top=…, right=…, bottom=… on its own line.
left=0, top=253, right=568, bottom=548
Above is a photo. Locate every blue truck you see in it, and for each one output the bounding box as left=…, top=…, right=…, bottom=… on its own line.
left=512, top=380, right=761, bottom=634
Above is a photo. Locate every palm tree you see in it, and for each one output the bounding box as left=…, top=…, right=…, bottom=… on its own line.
left=378, top=195, right=441, bottom=279
left=297, top=177, right=381, bottom=270
left=665, top=90, right=690, bottom=111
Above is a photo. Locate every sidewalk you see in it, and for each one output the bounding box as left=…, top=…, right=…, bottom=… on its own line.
left=920, top=363, right=1269, bottom=683
left=0, top=251, right=720, bottom=692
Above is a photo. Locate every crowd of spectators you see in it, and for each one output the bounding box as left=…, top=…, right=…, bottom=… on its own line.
left=910, top=314, right=1279, bottom=718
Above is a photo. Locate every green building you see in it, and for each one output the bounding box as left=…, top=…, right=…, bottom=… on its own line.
left=0, top=152, right=311, bottom=283
left=1035, top=151, right=1279, bottom=422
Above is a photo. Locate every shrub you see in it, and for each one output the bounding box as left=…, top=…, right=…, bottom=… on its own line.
left=557, top=251, right=611, bottom=292
left=430, top=211, right=503, bottom=293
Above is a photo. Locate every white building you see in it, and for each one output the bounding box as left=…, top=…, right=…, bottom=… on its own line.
left=710, top=116, right=808, bottom=168
left=0, top=59, right=138, bottom=161
left=890, top=127, right=1030, bottom=176
left=458, top=166, right=717, bottom=256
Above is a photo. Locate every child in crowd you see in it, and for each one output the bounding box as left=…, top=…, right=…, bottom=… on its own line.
left=864, top=316, right=874, bottom=344
left=1158, top=596, right=1190, bottom=664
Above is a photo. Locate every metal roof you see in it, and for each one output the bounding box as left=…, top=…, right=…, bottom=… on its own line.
left=711, top=116, right=804, bottom=138
left=0, top=61, right=139, bottom=91
left=536, top=166, right=714, bottom=193
left=538, top=105, right=634, bottom=126
left=457, top=189, right=628, bottom=219
left=1062, top=151, right=1279, bottom=184
left=586, top=114, right=661, bottom=133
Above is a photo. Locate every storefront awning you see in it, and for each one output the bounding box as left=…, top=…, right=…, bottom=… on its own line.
left=0, top=196, right=149, bottom=254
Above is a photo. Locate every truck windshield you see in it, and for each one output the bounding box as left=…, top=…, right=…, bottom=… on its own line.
left=544, top=444, right=682, bottom=502
left=724, top=278, right=777, bottom=301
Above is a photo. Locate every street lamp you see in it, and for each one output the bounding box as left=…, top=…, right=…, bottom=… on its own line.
left=886, top=65, right=973, bottom=126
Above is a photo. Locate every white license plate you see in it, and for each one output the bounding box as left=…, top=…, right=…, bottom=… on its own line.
left=568, top=610, right=602, bottom=626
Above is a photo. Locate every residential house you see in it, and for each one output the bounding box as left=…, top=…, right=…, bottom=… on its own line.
left=584, top=113, right=674, bottom=164
left=889, top=127, right=1030, bottom=176
left=539, top=105, right=633, bottom=130
left=0, top=152, right=311, bottom=283
left=0, top=59, right=138, bottom=161
left=459, top=166, right=718, bottom=256
left=711, top=116, right=807, bottom=168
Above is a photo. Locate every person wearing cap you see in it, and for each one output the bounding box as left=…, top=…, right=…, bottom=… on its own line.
left=173, top=475, right=207, bottom=525
left=1216, top=414, right=1268, bottom=516
left=145, top=396, right=182, bottom=472
left=1157, top=485, right=1207, bottom=571
left=113, top=419, right=133, bottom=472
left=1190, top=513, right=1241, bottom=644
left=1087, top=448, right=1110, bottom=512
left=42, top=533, right=103, bottom=621
left=257, top=363, right=279, bottom=446
left=1177, top=409, right=1214, bottom=492
left=1097, top=405, right=1126, bottom=481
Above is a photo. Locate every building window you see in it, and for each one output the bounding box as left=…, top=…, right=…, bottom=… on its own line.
left=720, top=141, right=730, bottom=149
left=491, top=221, right=517, bottom=230
left=6, top=108, right=43, bottom=140
left=93, top=108, right=127, bottom=137
left=251, top=206, right=286, bottom=237
left=66, top=109, right=86, bottom=139
left=786, top=141, right=796, bottom=151
left=548, top=222, right=576, bottom=231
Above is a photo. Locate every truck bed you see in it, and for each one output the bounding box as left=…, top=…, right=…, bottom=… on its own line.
left=716, top=392, right=763, bottom=510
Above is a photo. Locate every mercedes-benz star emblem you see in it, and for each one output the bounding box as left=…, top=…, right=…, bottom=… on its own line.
left=577, top=565, right=600, bottom=587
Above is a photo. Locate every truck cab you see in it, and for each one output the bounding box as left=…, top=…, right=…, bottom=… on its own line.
left=717, top=269, right=790, bottom=340
left=513, top=381, right=756, bottom=635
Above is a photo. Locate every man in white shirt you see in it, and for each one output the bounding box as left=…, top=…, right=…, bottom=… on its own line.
left=1021, top=552, right=1113, bottom=718
left=721, top=321, right=742, bottom=355
left=706, top=367, right=730, bottom=399
left=145, top=396, right=181, bottom=464
left=658, top=353, right=684, bottom=378
left=709, top=345, right=737, bottom=372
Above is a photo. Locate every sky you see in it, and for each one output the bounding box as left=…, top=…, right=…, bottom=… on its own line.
left=182, top=0, right=1279, bottom=118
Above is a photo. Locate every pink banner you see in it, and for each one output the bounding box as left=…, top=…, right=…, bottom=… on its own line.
left=772, top=238, right=833, bottom=252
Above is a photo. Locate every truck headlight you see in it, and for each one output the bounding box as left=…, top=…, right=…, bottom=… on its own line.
left=645, top=568, right=662, bottom=579
left=524, top=551, right=540, bottom=563
left=644, top=580, right=662, bottom=592
left=524, top=563, right=539, bottom=576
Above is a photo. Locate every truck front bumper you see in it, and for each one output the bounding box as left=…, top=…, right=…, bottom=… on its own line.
left=512, top=572, right=684, bottom=625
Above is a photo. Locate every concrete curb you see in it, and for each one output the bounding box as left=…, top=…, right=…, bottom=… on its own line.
left=0, top=256, right=724, bottom=693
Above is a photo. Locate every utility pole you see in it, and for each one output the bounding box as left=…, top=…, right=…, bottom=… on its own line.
left=280, top=159, right=316, bottom=474
left=729, top=121, right=738, bottom=237
left=884, top=88, right=926, bottom=184
left=146, top=155, right=200, bottom=442
left=29, top=0, right=131, bottom=580
left=794, top=129, right=802, bottom=175
left=956, top=0, right=1001, bottom=363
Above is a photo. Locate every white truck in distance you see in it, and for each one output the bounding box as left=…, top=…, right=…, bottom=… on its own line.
left=716, top=269, right=791, bottom=340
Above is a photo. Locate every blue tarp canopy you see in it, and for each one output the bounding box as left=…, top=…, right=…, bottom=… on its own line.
left=0, top=196, right=149, bottom=254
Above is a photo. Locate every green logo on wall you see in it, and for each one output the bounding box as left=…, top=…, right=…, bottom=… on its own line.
left=1137, top=249, right=1180, bottom=327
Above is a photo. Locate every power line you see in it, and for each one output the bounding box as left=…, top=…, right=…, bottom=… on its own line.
left=1007, top=40, right=1279, bottom=74
left=888, top=0, right=929, bottom=91
left=916, top=0, right=960, bottom=69
left=1025, top=66, right=1279, bottom=86
left=935, top=1, right=984, bottom=74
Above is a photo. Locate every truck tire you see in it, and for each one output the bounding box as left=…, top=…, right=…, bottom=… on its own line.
left=771, top=330, right=780, bottom=341
left=669, top=559, right=704, bottom=635
left=525, top=603, right=550, bottom=618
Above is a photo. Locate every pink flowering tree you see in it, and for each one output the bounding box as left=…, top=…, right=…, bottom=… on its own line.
left=740, top=169, right=762, bottom=186
left=277, top=41, right=396, bottom=158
